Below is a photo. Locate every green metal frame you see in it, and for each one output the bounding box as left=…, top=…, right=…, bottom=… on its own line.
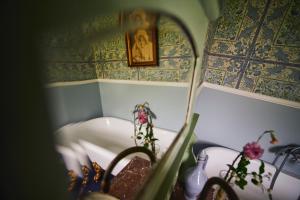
left=136, top=113, right=199, bottom=199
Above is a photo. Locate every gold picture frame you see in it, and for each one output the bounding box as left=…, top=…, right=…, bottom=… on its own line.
left=122, top=9, right=158, bottom=66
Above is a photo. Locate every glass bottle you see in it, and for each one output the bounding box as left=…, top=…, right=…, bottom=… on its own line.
left=184, top=150, right=208, bottom=200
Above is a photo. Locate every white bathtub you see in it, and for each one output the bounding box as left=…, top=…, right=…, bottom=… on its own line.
left=203, top=147, right=300, bottom=200
left=55, top=117, right=177, bottom=175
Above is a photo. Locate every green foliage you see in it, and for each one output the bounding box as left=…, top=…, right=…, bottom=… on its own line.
left=223, top=131, right=278, bottom=200
left=133, top=102, right=158, bottom=156
left=235, top=178, right=247, bottom=190
left=259, top=161, right=265, bottom=174
left=225, top=155, right=269, bottom=190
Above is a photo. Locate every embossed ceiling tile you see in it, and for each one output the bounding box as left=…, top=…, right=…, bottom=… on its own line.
left=45, top=63, right=97, bottom=82
left=260, top=0, right=290, bottom=38
left=95, top=63, right=103, bottom=79
left=157, top=16, right=169, bottom=26
left=268, top=46, right=300, bottom=64
left=159, top=58, right=192, bottom=70
left=101, top=49, right=127, bottom=61
left=44, top=63, right=63, bottom=83
left=68, top=63, right=97, bottom=81
left=149, top=17, right=193, bottom=57
left=42, top=46, right=94, bottom=62
left=244, top=61, right=263, bottom=78
left=204, top=68, right=225, bottom=85
left=223, top=71, right=240, bottom=88
left=179, top=68, right=193, bottom=82
left=81, top=14, right=119, bottom=37
left=214, top=0, right=248, bottom=40
left=206, top=55, right=244, bottom=73
left=158, top=17, right=192, bottom=56
left=158, top=16, right=180, bottom=28
left=204, top=22, right=217, bottom=50
left=236, top=0, right=266, bottom=43
left=44, top=27, right=82, bottom=48
left=103, top=69, right=138, bottom=80
left=179, top=57, right=195, bottom=82
left=206, top=55, right=226, bottom=69
left=239, top=73, right=258, bottom=92
left=139, top=69, right=179, bottom=82
left=253, top=0, right=297, bottom=61
left=79, top=63, right=97, bottom=79
left=101, top=33, right=125, bottom=49
left=254, top=78, right=300, bottom=102
left=103, top=61, right=129, bottom=71
left=240, top=62, right=261, bottom=92
left=158, top=59, right=177, bottom=69
left=157, top=16, right=183, bottom=33
left=92, top=45, right=101, bottom=61
left=275, top=0, right=300, bottom=47
left=159, top=44, right=193, bottom=57
left=246, top=61, right=300, bottom=83
left=159, top=28, right=187, bottom=46
left=100, top=33, right=126, bottom=60
left=199, top=54, right=209, bottom=83
left=260, top=63, right=300, bottom=83
left=178, top=57, right=194, bottom=70
left=211, top=0, right=266, bottom=56
left=210, top=39, right=250, bottom=56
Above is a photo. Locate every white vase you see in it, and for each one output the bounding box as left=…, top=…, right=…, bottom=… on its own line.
left=184, top=150, right=208, bottom=200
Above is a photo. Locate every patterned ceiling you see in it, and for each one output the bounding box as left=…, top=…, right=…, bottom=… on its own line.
left=204, top=0, right=300, bottom=102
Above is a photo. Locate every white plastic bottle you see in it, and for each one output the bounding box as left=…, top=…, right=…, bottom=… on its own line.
left=184, top=150, right=208, bottom=200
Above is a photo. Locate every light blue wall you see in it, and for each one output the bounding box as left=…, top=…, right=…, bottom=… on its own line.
left=99, top=82, right=189, bottom=132
left=47, top=81, right=189, bottom=133
left=46, top=82, right=102, bottom=130
left=194, top=86, right=300, bottom=176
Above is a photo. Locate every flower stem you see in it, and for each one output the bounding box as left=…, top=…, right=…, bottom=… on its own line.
left=133, top=112, right=138, bottom=146
left=256, top=130, right=275, bottom=143
left=256, top=132, right=265, bottom=143
left=224, top=152, right=243, bottom=182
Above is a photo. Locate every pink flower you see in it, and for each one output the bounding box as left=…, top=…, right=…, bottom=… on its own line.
left=243, top=142, right=264, bottom=160
left=138, top=110, right=148, bottom=124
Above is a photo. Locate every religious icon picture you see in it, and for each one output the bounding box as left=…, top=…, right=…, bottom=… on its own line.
left=122, top=9, right=158, bottom=66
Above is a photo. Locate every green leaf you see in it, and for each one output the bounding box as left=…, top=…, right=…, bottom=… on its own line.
left=235, top=178, right=247, bottom=190
left=240, top=166, right=247, bottom=174
left=251, top=178, right=259, bottom=185
left=245, top=159, right=250, bottom=165
left=259, top=161, right=265, bottom=174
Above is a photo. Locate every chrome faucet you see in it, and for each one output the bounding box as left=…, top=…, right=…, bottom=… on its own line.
left=269, top=144, right=300, bottom=190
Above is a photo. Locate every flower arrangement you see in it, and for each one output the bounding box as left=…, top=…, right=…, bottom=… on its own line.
left=133, top=102, right=158, bottom=156
left=219, top=130, right=278, bottom=200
